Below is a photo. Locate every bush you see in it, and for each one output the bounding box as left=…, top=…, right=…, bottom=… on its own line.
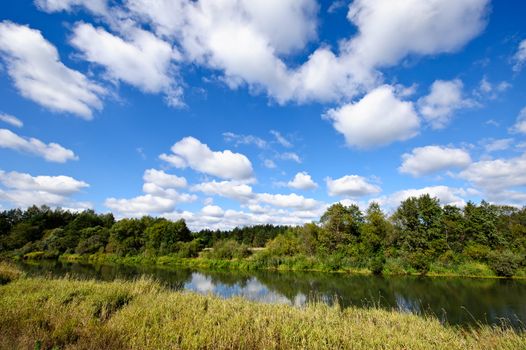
left=383, top=258, right=407, bottom=275
left=368, top=255, right=385, bottom=275
left=174, top=239, right=201, bottom=258
left=456, top=262, right=493, bottom=277
left=75, top=234, right=107, bottom=255
left=408, top=251, right=430, bottom=276
left=206, top=240, right=251, bottom=260
left=463, top=243, right=491, bottom=261
left=487, top=250, right=521, bottom=277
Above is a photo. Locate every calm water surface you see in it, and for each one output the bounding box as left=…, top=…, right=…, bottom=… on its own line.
left=16, top=260, right=526, bottom=329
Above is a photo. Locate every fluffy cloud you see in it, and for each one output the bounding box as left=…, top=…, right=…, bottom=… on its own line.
left=29, top=0, right=488, bottom=106
left=326, top=175, right=381, bottom=197
left=34, top=0, right=108, bottom=15
left=105, top=194, right=177, bottom=217
left=255, top=193, right=319, bottom=210
left=511, top=107, right=526, bottom=134
left=324, top=85, right=419, bottom=148
left=0, top=170, right=88, bottom=195
left=143, top=169, right=187, bottom=189
left=122, top=0, right=488, bottom=104
left=192, top=180, right=254, bottom=202
left=0, top=170, right=89, bottom=208
left=192, top=179, right=321, bottom=211
left=201, top=204, right=224, bottom=217
left=345, top=0, right=489, bottom=68
left=0, top=21, right=104, bottom=119
left=105, top=168, right=195, bottom=217
left=399, top=145, right=471, bottom=177
left=0, top=128, right=78, bottom=163
left=418, top=79, right=473, bottom=129
left=374, top=186, right=467, bottom=209
left=513, top=39, right=526, bottom=72
left=0, top=114, right=23, bottom=128
left=287, top=172, right=318, bottom=190
left=459, top=153, right=526, bottom=193
left=70, top=23, right=183, bottom=107
left=170, top=204, right=323, bottom=231
left=160, top=137, right=253, bottom=180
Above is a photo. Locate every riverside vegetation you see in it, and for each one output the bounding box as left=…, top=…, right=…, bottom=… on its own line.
left=1, top=194, right=526, bottom=278
left=0, top=262, right=525, bottom=349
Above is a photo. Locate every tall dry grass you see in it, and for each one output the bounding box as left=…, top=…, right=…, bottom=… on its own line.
left=0, top=261, right=524, bottom=349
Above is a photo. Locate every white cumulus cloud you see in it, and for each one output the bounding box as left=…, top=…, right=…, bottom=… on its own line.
left=374, top=186, right=467, bottom=209
left=0, top=170, right=89, bottom=208
left=399, top=145, right=471, bottom=177
left=324, top=85, right=419, bottom=148
left=0, top=128, right=78, bottom=163
left=326, top=175, right=381, bottom=197
left=70, top=22, right=183, bottom=107
left=288, top=172, right=318, bottom=190
left=0, top=21, right=105, bottom=119
left=418, top=79, right=473, bottom=129
left=160, top=136, right=254, bottom=180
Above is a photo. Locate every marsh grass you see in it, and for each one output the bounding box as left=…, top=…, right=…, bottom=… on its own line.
left=0, top=262, right=524, bottom=349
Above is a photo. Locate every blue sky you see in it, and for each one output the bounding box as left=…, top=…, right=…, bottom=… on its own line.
left=0, top=0, right=525, bottom=229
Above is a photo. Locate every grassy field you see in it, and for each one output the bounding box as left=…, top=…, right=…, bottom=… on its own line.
left=0, top=262, right=525, bottom=349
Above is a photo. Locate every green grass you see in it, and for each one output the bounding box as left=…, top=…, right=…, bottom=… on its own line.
left=54, top=252, right=526, bottom=279
left=0, top=261, right=525, bottom=349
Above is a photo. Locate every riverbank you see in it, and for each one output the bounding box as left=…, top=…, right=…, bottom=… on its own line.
left=0, top=262, right=524, bottom=349
left=46, top=252, right=526, bottom=280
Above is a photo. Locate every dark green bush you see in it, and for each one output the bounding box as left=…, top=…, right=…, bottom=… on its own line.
left=368, top=254, right=386, bottom=275
left=487, top=250, right=521, bottom=277
left=408, top=251, right=430, bottom=276
left=206, top=239, right=251, bottom=260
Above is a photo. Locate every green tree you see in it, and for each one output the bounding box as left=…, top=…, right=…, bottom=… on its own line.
left=319, top=203, right=363, bottom=250
left=145, top=219, right=191, bottom=255
left=107, top=218, right=149, bottom=256
left=361, top=202, right=392, bottom=255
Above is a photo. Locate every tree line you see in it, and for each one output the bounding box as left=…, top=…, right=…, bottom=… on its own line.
left=0, top=194, right=525, bottom=277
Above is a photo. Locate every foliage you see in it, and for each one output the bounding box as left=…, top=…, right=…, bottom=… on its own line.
left=1, top=195, right=526, bottom=277
left=487, top=250, right=522, bottom=277
left=205, top=239, right=251, bottom=260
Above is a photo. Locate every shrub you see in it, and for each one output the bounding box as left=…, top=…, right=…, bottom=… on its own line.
left=368, top=254, right=386, bottom=275
left=456, top=262, right=493, bottom=277
left=174, top=239, right=201, bottom=258
left=487, top=250, right=521, bottom=277
left=206, top=240, right=251, bottom=260
left=383, top=258, right=407, bottom=275
left=408, top=251, right=430, bottom=276
left=463, top=243, right=491, bottom=261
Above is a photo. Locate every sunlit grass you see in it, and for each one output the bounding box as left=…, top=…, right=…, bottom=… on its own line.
left=0, top=261, right=524, bottom=349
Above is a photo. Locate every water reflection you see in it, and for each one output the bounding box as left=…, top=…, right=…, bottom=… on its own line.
left=16, top=260, right=526, bottom=330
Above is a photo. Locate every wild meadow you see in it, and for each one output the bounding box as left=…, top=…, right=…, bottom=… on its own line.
left=1, top=262, right=525, bottom=350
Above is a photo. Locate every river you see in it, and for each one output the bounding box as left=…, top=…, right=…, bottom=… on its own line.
left=15, top=260, right=526, bottom=330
